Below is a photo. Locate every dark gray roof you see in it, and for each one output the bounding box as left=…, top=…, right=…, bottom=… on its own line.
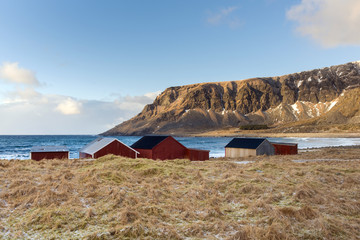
left=225, top=138, right=266, bottom=149
left=131, top=136, right=169, bottom=149
left=31, top=146, right=68, bottom=153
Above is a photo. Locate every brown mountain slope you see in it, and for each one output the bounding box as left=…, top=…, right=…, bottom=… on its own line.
left=258, top=87, right=360, bottom=134
left=103, top=61, right=360, bottom=136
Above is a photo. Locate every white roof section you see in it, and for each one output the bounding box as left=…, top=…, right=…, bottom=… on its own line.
left=80, top=137, right=139, bottom=156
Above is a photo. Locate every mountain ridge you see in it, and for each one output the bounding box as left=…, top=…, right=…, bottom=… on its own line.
left=103, top=61, right=360, bottom=136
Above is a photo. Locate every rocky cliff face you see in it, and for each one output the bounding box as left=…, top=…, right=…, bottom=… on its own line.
left=103, top=61, right=360, bottom=136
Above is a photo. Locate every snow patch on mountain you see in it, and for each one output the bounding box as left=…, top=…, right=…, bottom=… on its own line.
left=266, top=97, right=340, bottom=122
left=297, top=80, right=303, bottom=88
left=328, top=99, right=338, bottom=111
left=291, top=102, right=300, bottom=114
left=352, top=60, right=360, bottom=66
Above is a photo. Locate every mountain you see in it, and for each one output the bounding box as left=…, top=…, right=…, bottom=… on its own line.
left=103, top=61, right=360, bottom=136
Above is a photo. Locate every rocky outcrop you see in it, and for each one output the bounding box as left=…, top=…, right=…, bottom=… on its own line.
left=103, top=61, right=360, bottom=136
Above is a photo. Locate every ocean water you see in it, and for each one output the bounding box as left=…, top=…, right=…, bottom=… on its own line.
left=0, top=135, right=359, bottom=160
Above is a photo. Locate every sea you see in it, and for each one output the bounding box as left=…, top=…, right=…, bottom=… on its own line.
left=0, top=135, right=360, bottom=160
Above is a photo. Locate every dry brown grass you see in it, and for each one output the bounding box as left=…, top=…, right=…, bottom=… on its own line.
left=0, top=146, right=360, bottom=239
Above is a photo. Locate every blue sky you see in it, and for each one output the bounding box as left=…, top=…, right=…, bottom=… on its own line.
left=0, top=0, right=360, bottom=134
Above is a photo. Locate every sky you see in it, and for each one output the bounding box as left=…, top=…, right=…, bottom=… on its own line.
left=0, top=0, right=360, bottom=134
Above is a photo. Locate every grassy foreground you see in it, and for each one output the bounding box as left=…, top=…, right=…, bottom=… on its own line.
left=1, top=147, right=360, bottom=239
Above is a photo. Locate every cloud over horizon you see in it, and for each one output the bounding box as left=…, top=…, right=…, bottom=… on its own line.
left=56, top=98, right=82, bottom=115
left=0, top=84, right=160, bottom=134
left=287, top=0, right=360, bottom=47
left=0, top=62, right=161, bottom=134
left=114, top=91, right=161, bottom=111
left=0, top=62, right=40, bottom=86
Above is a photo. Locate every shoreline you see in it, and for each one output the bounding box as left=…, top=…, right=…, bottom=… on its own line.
left=185, top=131, right=360, bottom=138
left=2, top=145, right=360, bottom=161
left=1, top=135, right=360, bottom=160
left=2, top=131, right=360, bottom=138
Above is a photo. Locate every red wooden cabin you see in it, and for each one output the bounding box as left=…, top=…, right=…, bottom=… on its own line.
left=131, top=136, right=209, bottom=161
left=271, top=142, right=298, bottom=155
left=31, top=146, right=69, bottom=161
left=79, top=137, right=139, bottom=159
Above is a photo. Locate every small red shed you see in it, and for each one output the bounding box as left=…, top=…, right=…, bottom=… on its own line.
left=131, top=136, right=209, bottom=161
left=271, top=142, right=298, bottom=155
left=31, top=146, right=69, bottom=161
left=79, top=137, right=139, bottom=159
left=186, top=148, right=210, bottom=161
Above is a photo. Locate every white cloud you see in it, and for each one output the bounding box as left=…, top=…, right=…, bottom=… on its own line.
left=3, top=88, right=43, bottom=104
left=287, top=0, right=360, bottom=47
left=0, top=62, right=39, bottom=86
left=55, top=98, right=82, bottom=115
left=115, top=90, right=161, bottom=111
left=0, top=89, right=160, bottom=134
left=207, top=6, right=243, bottom=28
left=144, top=90, right=161, bottom=99
left=0, top=61, right=162, bottom=134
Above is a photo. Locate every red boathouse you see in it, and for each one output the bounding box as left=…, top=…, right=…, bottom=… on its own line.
left=79, top=137, right=139, bottom=159
left=30, top=146, right=69, bottom=161
left=271, top=142, right=298, bottom=155
left=131, top=136, right=209, bottom=161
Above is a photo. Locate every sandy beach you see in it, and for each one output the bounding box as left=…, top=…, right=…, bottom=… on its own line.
left=189, top=128, right=360, bottom=138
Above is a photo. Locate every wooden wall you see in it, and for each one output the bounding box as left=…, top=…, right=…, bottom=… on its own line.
left=31, top=152, right=69, bottom=161
left=186, top=149, right=209, bottom=161
left=93, top=140, right=137, bottom=159
left=152, top=137, right=187, bottom=160
left=272, top=143, right=298, bottom=155
left=225, top=148, right=257, bottom=157
left=256, top=140, right=275, bottom=156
